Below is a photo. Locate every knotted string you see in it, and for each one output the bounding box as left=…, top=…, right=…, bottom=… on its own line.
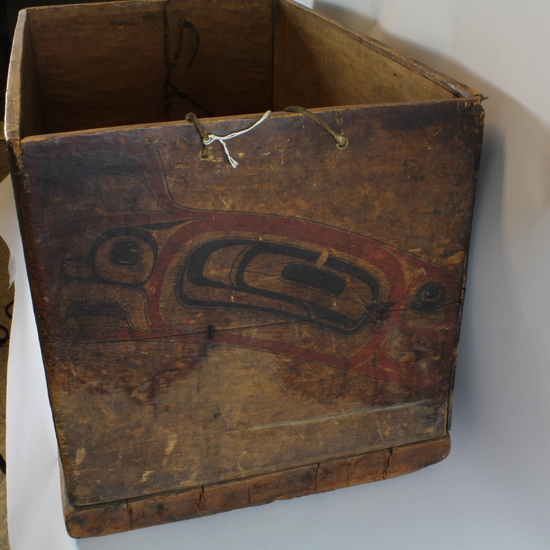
left=186, top=107, right=349, bottom=168
left=202, top=111, right=271, bottom=168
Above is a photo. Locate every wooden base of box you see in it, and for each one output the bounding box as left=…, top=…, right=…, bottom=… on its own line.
left=64, top=433, right=450, bottom=538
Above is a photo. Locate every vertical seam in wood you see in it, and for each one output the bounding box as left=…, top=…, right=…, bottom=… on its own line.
left=383, top=447, right=393, bottom=479
left=126, top=499, right=133, bottom=523
left=314, top=462, right=320, bottom=493
left=197, top=485, right=205, bottom=515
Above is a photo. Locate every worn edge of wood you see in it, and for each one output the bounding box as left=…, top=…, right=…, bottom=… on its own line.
left=6, top=0, right=485, bottom=144
left=17, top=96, right=483, bottom=146
left=279, top=0, right=483, bottom=100
left=445, top=103, right=486, bottom=430
left=63, top=433, right=450, bottom=539
left=4, top=9, right=27, bottom=142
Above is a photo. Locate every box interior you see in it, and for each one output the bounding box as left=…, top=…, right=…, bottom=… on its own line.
left=11, top=0, right=467, bottom=138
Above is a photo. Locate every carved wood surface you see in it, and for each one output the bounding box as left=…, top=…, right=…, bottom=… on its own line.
left=5, top=0, right=484, bottom=537
left=11, top=101, right=482, bottom=507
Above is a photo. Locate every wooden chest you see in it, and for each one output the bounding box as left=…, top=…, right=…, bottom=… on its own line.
left=5, top=0, right=484, bottom=538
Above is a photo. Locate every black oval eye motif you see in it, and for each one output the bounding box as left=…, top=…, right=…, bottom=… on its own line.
left=411, top=282, right=446, bottom=313
left=94, top=235, right=155, bottom=285
left=62, top=228, right=158, bottom=287
left=108, top=239, right=144, bottom=267
left=89, top=227, right=158, bottom=286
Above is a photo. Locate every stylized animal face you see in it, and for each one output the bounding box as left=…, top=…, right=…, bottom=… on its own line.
left=38, top=147, right=460, bottom=399
left=56, top=214, right=458, bottom=398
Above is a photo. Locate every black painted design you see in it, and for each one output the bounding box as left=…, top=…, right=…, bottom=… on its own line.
left=109, top=239, right=144, bottom=267
left=65, top=301, right=129, bottom=321
left=411, top=282, right=447, bottom=313
left=62, top=226, right=158, bottom=287
left=177, top=238, right=386, bottom=335
left=281, top=263, right=347, bottom=296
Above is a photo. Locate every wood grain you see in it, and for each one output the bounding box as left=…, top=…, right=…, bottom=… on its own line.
left=13, top=101, right=480, bottom=507
left=5, top=8, right=44, bottom=141
left=63, top=434, right=451, bottom=538
left=273, top=0, right=474, bottom=110
left=5, top=0, right=483, bottom=537
left=23, top=0, right=273, bottom=134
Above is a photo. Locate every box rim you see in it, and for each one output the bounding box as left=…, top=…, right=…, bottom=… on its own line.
left=5, top=0, right=484, bottom=143
left=11, top=98, right=483, bottom=146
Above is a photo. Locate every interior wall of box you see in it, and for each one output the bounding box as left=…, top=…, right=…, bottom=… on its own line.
left=0, top=0, right=106, bottom=115
left=12, top=0, right=460, bottom=137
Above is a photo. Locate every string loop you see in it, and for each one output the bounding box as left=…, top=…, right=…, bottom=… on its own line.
left=284, top=106, right=348, bottom=149
left=186, top=106, right=349, bottom=168
left=187, top=111, right=271, bottom=168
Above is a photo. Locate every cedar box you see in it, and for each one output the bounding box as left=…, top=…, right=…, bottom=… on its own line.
left=5, top=0, right=484, bottom=538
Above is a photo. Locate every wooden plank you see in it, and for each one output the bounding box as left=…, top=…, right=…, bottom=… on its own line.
left=273, top=0, right=479, bottom=110
left=5, top=0, right=484, bottom=535
left=51, top=348, right=448, bottom=504
left=5, top=9, right=44, bottom=141
left=63, top=434, right=451, bottom=538
left=10, top=99, right=481, bottom=508
left=24, top=0, right=273, bottom=134
left=20, top=101, right=483, bottom=272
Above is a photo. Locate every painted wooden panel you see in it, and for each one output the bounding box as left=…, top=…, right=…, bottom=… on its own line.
left=6, top=0, right=484, bottom=537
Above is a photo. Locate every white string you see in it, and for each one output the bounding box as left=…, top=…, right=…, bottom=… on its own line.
left=203, top=110, right=271, bottom=168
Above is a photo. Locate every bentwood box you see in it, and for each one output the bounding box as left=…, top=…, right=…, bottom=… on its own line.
left=5, top=0, right=484, bottom=538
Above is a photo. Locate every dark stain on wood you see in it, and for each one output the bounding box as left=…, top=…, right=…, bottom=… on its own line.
left=5, top=0, right=483, bottom=537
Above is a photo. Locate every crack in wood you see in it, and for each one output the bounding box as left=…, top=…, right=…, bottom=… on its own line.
left=383, top=447, right=393, bottom=479
left=60, top=299, right=461, bottom=346
left=196, top=485, right=204, bottom=514
left=125, top=499, right=133, bottom=522
left=314, top=462, right=320, bottom=493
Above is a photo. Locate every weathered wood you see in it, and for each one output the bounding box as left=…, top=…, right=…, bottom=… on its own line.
left=18, top=0, right=273, bottom=134
left=5, top=8, right=44, bottom=141
left=14, top=101, right=479, bottom=507
left=273, top=0, right=473, bottom=110
left=5, top=0, right=484, bottom=537
left=63, top=434, right=450, bottom=538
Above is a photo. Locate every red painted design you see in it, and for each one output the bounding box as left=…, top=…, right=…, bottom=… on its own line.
left=35, top=141, right=460, bottom=398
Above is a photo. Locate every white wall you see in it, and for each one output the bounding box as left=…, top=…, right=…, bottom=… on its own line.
left=6, top=1, right=550, bottom=548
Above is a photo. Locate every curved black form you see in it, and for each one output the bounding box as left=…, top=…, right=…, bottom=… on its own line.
left=177, top=238, right=384, bottom=335
left=61, top=226, right=158, bottom=288
left=411, top=282, right=447, bottom=313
